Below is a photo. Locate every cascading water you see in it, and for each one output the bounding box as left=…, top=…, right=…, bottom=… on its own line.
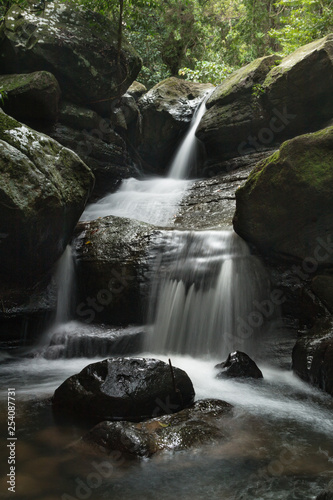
left=146, top=230, right=271, bottom=358
left=168, top=91, right=211, bottom=179
left=81, top=91, right=212, bottom=225
left=53, top=245, right=75, bottom=325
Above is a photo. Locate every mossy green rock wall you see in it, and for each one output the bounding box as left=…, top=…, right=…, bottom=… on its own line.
left=0, top=2, right=142, bottom=115
left=233, top=126, right=333, bottom=265
left=0, top=110, right=94, bottom=286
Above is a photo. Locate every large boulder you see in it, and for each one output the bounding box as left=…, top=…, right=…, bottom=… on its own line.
left=52, top=357, right=195, bottom=423
left=0, top=2, right=142, bottom=115
left=0, top=71, right=60, bottom=123
left=196, top=35, right=333, bottom=172
left=137, top=77, right=213, bottom=171
left=0, top=110, right=94, bottom=288
left=78, top=399, right=233, bottom=457
left=196, top=55, right=280, bottom=169
left=292, top=318, right=333, bottom=396
left=233, top=126, right=333, bottom=265
left=311, top=274, right=333, bottom=313
left=74, top=216, right=161, bottom=325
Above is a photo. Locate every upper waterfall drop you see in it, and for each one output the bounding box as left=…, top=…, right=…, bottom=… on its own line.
left=168, top=90, right=212, bottom=180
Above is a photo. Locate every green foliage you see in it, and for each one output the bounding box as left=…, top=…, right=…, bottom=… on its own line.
left=251, top=83, right=266, bottom=99
left=268, top=0, right=333, bottom=55
left=0, top=88, right=8, bottom=107
left=179, top=61, right=234, bottom=85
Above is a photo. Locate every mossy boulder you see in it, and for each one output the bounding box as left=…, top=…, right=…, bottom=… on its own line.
left=0, top=110, right=94, bottom=287
left=78, top=399, right=233, bottom=457
left=0, top=71, right=60, bottom=123
left=0, top=2, right=142, bottom=115
left=196, top=55, right=280, bottom=170
left=137, top=77, right=213, bottom=171
left=74, top=216, right=161, bottom=325
left=196, top=35, right=333, bottom=173
left=262, top=34, right=333, bottom=135
left=233, top=126, right=333, bottom=265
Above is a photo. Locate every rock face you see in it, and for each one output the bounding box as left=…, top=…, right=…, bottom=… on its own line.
left=0, top=111, right=94, bottom=287
left=292, top=319, right=333, bottom=396
left=0, top=2, right=142, bottom=115
left=52, top=357, right=195, bottom=423
left=215, top=351, right=263, bottom=379
left=74, top=216, right=161, bottom=325
left=137, top=77, right=213, bottom=171
left=233, top=126, right=333, bottom=264
left=196, top=55, right=280, bottom=169
left=311, top=274, right=333, bottom=313
left=79, top=399, right=233, bottom=457
left=197, top=35, right=333, bottom=172
left=48, top=123, right=138, bottom=201
left=0, top=71, right=61, bottom=123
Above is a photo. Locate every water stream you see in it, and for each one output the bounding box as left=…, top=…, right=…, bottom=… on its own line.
left=1, top=93, right=332, bottom=500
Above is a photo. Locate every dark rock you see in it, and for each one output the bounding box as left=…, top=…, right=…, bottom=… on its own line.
left=311, top=274, right=333, bottom=313
left=215, top=351, right=263, bottom=379
left=74, top=216, right=161, bottom=325
left=48, top=123, right=139, bottom=200
left=0, top=111, right=94, bottom=288
left=1, top=2, right=142, bottom=115
left=111, top=93, right=142, bottom=147
left=292, top=318, right=333, bottom=396
left=59, top=102, right=101, bottom=131
left=316, top=488, right=333, bottom=500
left=233, top=126, right=333, bottom=265
left=52, top=357, right=195, bottom=423
left=137, top=77, right=213, bottom=171
left=0, top=71, right=60, bottom=123
left=172, top=155, right=274, bottom=230
left=78, top=399, right=233, bottom=457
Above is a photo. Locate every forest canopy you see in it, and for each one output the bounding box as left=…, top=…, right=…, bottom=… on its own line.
left=1, top=0, right=333, bottom=87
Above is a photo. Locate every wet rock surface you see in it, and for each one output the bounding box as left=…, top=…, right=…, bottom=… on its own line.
left=52, top=357, right=195, bottom=423
left=292, top=318, right=333, bottom=396
left=215, top=351, right=263, bottom=379
left=78, top=399, right=233, bottom=457
left=74, top=216, right=161, bottom=325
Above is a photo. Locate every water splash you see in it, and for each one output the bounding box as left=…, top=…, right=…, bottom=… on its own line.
left=146, top=230, right=271, bottom=358
left=54, top=245, right=75, bottom=326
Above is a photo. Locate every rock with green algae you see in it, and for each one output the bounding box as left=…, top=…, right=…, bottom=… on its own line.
left=233, top=125, right=333, bottom=265
left=137, top=77, right=213, bottom=171
left=0, top=110, right=94, bottom=287
left=196, top=35, right=333, bottom=173
left=0, top=71, right=61, bottom=122
left=0, top=2, right=142, bottom=115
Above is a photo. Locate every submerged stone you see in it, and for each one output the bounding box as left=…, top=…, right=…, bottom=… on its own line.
left=77, top=399, right=233, bottom=457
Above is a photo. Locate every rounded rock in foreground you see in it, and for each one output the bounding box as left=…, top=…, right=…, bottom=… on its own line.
left=52, top=357, right=195, bottom=424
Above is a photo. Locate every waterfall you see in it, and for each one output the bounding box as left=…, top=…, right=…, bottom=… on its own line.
left=146, top=230, right=272, bottom=358
left=81, top=91, right=212, bottom=225
left=168, top=91, right=212, bottom=179
left=54, top=245, right=75, bottom=326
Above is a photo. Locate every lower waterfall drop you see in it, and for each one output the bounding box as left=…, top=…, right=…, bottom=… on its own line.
left=146, top=229, right=272, bottom=358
